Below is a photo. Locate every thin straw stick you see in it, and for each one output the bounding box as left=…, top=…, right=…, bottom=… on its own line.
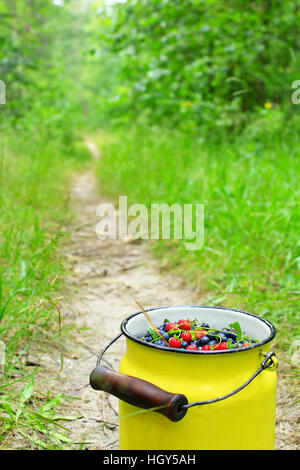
left=133, top=298, right=169, bottom=346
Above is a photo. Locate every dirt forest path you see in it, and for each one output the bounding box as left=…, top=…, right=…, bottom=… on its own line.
left=24, top=140, right=297, bottom=450
left=55, top=142, right=198, bottom=450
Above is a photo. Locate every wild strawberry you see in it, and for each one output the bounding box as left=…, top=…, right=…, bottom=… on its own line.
left=180, top=331, right=192, bottom=343
left=186, top=344, right=198, bottom=350
left=194, top=329, right=206, bottom=339
left=242, top=343, right=250, bottom=348
left=201, top=344, right=210, bottom=351
left=169, top=337, right=181, bottom=348
left=179, top=320, right=191, bottom=331
left=214, top=342, right=228, bottom=350
left=165, top=322, right=178, bottom=332
left=178, top=319, right=186, bottom=325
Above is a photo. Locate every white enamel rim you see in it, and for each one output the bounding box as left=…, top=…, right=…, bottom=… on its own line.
left=121, top=305, right=276, bottom=355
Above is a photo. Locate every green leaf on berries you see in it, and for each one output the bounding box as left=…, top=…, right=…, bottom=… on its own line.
left=148, top=328, right=159, bottom=341
left=229, top=321, right=243, bottom=342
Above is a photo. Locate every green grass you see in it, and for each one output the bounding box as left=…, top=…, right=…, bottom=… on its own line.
left=0, top=130, right=89, bottom=449
left=95, top=118, right=300, bottom=357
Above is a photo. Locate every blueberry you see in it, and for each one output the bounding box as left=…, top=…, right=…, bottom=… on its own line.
left=163, top=332, right=170, bottom=340
left=222, top=328, right=236, bottom=340
left=207, top=334, right=217, bottom=341
left=225, top=332, right=237, bottom=340
left=198, top=335, right=210, bottom=346
left=191, top=340, right=198, bottom=346
left=200, top=323, right=210, bottom=328
left=181, top=341, right=188, bottom=348
left=208, top=340, right=216, bottom=346
left=218, top=333, right=228, bottom=342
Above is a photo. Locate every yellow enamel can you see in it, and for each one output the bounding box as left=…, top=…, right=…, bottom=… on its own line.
left=90, top=305, right=277, bottom=450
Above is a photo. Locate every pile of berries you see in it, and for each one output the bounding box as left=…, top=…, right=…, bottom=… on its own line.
left=137, top=318, right=259, bottom=351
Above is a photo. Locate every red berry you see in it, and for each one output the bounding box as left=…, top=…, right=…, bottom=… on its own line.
left=178, top=319, right=186, bottom=324
left=179, top=321, right=191, bottom=331
left=169, top=337, right=181, bottom=348
left=194, top=329, right=206, bottom=339
left=186, top=344, right=198, bottom=351
left=165, top=322, right=178, bottom=332
left=180, top=331, right=192, bottom=343
left=242, top=343, right=250, bottom=348
left=214, top=342, right=228, bottom=350
left=201, top=345, right=210, bottom=351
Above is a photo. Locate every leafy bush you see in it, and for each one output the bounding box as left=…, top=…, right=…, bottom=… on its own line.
left=94, top=0, right=300, bottom=129
left=0, top=0, right=86, bottom=140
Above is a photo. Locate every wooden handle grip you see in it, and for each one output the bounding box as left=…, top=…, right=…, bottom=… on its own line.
left=90, top=366, right=188, bottom=422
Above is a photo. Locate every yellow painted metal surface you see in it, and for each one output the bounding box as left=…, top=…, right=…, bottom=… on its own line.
left=118, top=339, right=277, bottom=450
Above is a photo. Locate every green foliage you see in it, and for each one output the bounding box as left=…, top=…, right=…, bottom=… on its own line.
left=91, top=3, right=300, bottom=352
left=93, top=0, right=300, bottom=129
left=0, top=0, right=87, bottom=139
left=95, top=118, right=300, bottom=348
left=0, top=0, right=91, bottom=446
left=0, top=132, right=80, bottom=448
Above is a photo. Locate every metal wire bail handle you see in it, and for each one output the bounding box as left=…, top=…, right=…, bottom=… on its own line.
left=96, top=333, right=277, bottom=403
left=91, top=333, right=277, bottom=421
left=181, top=351, right=278, bottom=410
